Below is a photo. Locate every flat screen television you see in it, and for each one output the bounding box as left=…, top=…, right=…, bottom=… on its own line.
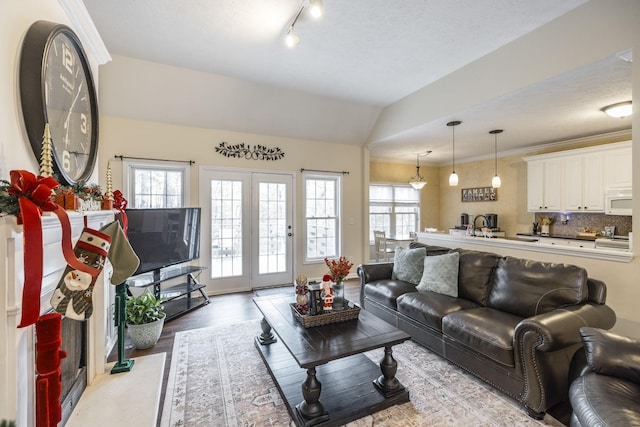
left=124, top=207, right=201, bottom=276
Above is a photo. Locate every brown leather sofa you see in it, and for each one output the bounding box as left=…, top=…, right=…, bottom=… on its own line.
left=568, top=327, right=640, bottom=426
left=357, top=243, right=616, bottom=419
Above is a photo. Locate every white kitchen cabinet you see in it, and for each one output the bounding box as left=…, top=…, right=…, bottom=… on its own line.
left=527, top=158, right=562, bottom=212
left=525, top=141, right=629, bottom=213
left=563, top=153, right=604, bottom=212
left=604, top=143, right=632, bottom=189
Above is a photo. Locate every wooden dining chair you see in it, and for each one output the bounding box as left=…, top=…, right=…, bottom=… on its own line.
left=373, top=230, right=395, bottom=262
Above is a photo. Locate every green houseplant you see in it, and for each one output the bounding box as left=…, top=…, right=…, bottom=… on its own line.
left=125, top=292, right=166, bottom=349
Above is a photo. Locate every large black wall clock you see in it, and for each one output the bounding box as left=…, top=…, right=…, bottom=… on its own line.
left=20, top=20, right=99, bottom=186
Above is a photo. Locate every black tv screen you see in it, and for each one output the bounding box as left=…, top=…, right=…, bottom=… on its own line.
left=125, top=207, right=201, bottom=275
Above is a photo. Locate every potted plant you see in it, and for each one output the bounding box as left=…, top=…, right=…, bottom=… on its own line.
left=125, top=291, right=166, bottom=349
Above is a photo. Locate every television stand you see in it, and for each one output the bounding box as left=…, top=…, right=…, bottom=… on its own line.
left=128, top=265, right=209, bottom=321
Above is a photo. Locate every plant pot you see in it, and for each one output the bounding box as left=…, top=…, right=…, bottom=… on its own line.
left=127, top=314, right=165, bottom=349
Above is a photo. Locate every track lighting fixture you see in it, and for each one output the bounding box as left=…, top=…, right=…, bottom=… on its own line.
left=284, top=1, right=324, bottom=48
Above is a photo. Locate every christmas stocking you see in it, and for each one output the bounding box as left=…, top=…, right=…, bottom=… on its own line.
left=99, top=220, right=140, bottom=285
left=35, top=312, right=67, bottom=427
left=50, top=228, right=111, bottom=320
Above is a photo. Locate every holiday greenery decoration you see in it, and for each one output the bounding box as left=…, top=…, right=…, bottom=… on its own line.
left=215, top=141, right=285, bottom=161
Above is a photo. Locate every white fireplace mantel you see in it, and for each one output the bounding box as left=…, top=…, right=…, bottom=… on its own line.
left=0, top=211, right=116, bottom=426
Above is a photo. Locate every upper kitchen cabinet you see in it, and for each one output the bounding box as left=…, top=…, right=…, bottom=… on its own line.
left=524, top=142, right=629, bottom=213
left=563, top=153, right=604, bottom=212
left=526, top=158, right=562, bottom=212
left=604, top=142, right=632, bottom=189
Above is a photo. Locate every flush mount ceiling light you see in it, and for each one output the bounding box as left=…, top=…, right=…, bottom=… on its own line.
left=447, top=121, right=461, bottom=186
left=284, top=1, right=323, bottom=48
left=601, top=101, right=632, bottom=118
left=409, top=151, right=432, bottom=190
left=489, top=129, right=503, bottom=189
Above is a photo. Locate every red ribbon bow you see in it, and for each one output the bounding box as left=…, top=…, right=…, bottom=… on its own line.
left=9, top=170, right=100, bottom=328
left=113, top=190, right=129, bottom=234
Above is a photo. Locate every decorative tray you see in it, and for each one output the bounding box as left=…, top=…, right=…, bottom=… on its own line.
left=290, top=301, right=360, bottom=328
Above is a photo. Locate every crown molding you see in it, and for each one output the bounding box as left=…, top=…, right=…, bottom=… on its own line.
left=58, top=0, right=111, bottom=65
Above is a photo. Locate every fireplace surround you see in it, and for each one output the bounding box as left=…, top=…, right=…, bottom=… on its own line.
left=0, top=211, right=116, bottom=426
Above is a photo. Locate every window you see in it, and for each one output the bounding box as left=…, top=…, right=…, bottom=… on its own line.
left=124, top=160, right=189, bottom=208
left=304, top=173, right=341, bottom=262
left=369, top=184, right=420, bottom=241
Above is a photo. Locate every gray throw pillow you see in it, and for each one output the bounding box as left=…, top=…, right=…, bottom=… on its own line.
left=416, top=252, right=460, bottom=297
left=391, top=246, right=426, bottom=285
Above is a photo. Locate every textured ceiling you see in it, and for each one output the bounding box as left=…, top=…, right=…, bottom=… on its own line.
left=82, top=0, right=633, bottom=164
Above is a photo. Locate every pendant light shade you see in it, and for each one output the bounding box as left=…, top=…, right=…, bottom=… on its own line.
left=489, top=129, right=503, bottom=188
left=490, top=129, right=503, bottom=188
left=447, top=121, right=461, bottom=187
left=409, top=151, right=431, bottom=190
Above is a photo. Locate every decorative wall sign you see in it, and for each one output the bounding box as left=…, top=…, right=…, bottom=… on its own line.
left=215, top=141, right=285, bottom=161
left=461, top=187, right=497, bottom=202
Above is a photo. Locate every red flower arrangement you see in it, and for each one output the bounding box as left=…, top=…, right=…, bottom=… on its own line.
left=324, top=256, right=354, bottom=283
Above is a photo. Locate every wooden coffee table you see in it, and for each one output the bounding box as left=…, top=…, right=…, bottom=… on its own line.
left=253, top=294, right=411, bottom=427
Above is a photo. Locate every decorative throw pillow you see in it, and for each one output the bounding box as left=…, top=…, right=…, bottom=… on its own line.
left=416, top=252, right=460, bottom=297
left=391, top=246, right=426, bottom=285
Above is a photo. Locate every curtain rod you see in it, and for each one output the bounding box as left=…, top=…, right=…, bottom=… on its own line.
left=300, top=168, right=349, bottom=175
left=114, top=155, right=195, bottom=165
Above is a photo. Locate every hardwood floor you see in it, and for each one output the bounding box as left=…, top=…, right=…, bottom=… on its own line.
left=106, top=279, right=361, bottom=425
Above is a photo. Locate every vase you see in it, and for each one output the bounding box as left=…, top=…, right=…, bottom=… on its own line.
left=332, top=281, right=345, bottom=311
left=541, top=224, right=550, bottom=236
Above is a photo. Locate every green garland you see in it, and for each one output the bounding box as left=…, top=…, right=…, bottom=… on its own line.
left=0, top=179, right=20, bottom=216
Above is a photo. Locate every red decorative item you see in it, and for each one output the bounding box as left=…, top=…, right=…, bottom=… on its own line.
left=113, top=189, right=128, bottom=234
left=8, top=170, right=100, bottom=327
left=35, top=312, right=67, bottom=427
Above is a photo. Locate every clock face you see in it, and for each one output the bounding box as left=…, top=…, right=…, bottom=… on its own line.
left=19, top=21, right=99, bottom=185
left=44, top=31, right=95, bottom=184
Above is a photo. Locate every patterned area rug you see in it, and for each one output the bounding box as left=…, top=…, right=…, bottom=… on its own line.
left=160, top=320, right=565, bottom=427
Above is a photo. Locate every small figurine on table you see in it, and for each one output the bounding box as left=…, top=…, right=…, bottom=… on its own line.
left=321, top=274, right=334, bottom=312
left=295, top=274, right=309, bottom=315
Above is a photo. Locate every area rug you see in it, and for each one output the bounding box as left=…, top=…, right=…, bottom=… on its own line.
left=160, top=320, right=564, bottom=427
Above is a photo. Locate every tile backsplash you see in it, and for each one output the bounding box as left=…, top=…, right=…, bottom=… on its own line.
left=532, top=212, right=632, bottom=237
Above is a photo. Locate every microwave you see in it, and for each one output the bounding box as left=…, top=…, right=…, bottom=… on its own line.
left=605, top=189, right=632, bottom=216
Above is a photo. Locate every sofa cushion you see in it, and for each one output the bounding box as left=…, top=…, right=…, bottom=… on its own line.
left=397, top=291, right=479, bottom=331
left=442, top=307, right=523, bottom=367
left=416, top=252, right=459, bottom=297
left=453, top=249, right=501, bottom=305
left=364, top=279, right=416, bottom=310
left=391, top=246, right=426, bottom=285
left=570, top=373, right=640, bottom=427
left=486, top=257, right=588, bottom=318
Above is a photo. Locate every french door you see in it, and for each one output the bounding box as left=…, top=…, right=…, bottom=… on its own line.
left=198, top=167, right=294, bottom=294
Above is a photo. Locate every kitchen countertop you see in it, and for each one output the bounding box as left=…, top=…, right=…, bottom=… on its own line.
left=417, top=232, right=633, bottom=263
left=516, top=233, right=599, bottom=241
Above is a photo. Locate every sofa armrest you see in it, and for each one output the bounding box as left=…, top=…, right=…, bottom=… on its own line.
left=514, top=303, right=616, bottom=352
left=357, top=263, right=393, bottom=306
left=513, top=303, right=616, bottom=414
left=579, top=327, right=640, bottom=384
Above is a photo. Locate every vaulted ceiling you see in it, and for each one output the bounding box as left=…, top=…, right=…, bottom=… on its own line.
left=83, top=0, right=634, bottom=165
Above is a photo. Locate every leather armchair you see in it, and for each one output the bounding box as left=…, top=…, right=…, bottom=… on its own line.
left=569, top=327, right=640, bottom=426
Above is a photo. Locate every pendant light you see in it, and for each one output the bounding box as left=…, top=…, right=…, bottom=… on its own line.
left=489, top=129, right=503, bottom=188
left=447, top=121, right=461, bottom=186
left=409, top=151, right=432, bottom=190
